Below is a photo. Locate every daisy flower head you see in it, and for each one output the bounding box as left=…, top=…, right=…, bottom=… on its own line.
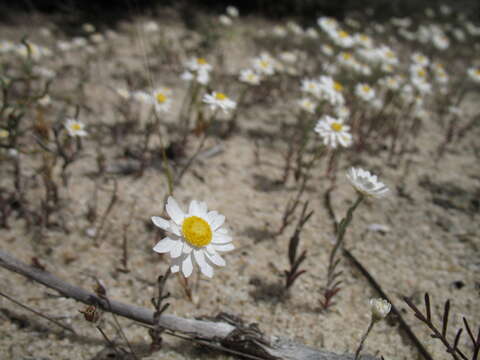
left=203, top=91, right=236, bottom=113
left=411, top=52, right=430, bottom=67
left=152, top=197, right=234, bottom=278
left=239, top=69, right=261, bottom=85
left=297, top=98, right=317, bottom=114
left=314, top=115, right=352, bottom=149
left=355, top=83, right=376, bottom=102
left=355, top=33, right=373, bottom=48
left=186, top=57, right=213, bottom=73
left=252, top=53, right=276, bottom=76
left=330, top=29, right=355, bottom=48
left=347, top=168, right=389, bottom=198
left=151, top=88, right=172, bottom=113
left=317, top=17, right=338, bottom=34
left=301, top=78, right=321, bottom=97
left=219, top=15, right=233, bottom=26
left=467, top=67, right=480, bottom=83
left=65, top=118, right=87, bottom=137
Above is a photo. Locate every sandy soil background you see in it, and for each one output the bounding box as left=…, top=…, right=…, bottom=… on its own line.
left=0, top=7, right=479, bottom=360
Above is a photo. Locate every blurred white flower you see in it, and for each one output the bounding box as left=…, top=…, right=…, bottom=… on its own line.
left=315, top=115, right=352, bottom=148
left=151, top=88, right=172, bottom=113
left=239, top=69, right=261, bottom=85
left=226, top=6, right=239, bottom=18
left=152, top=196, right=234, bottom=278
left=467, top=67, right=480, bottom=83
left=65, top=118, right=87, bottom=137
left=297, top=98, right=316, bottom=114
left=347, top=168, right=389, bottom=198
left=203, top=91, right=236, bottom=113
left=251, top=53, right=276, bottom=76
left=355, top=83, right=376, bottom=102
left=82, top=23, right=95, bottom=33
left=219, top=15, right=232, bottom=26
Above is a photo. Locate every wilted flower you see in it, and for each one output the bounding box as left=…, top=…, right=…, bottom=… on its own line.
left=347, top=168, right=389, bottom=198
left=152, top=196, right=234, bottom=278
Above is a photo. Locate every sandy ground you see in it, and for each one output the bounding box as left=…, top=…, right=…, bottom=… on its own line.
left=0, top=8, right=479, bottom=360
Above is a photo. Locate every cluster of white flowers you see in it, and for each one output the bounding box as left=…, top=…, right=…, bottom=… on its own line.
left=182, top=57, right=213, bottom=85
left=301, top=76, right=345, bottom=106
left=0, top=41, right=52, bottom=60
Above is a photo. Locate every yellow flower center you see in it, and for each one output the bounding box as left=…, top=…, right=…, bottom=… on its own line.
left=260, top=60, right=270, bottom=68
left=215, top=92, right=227, bottom=100
left=342, top=52, right=352, bottom=60
left=418, top=69, right=426, bottom=78
left=156, top=93, right=167, bottom=103
left=182, top=216, right=212, bottom=247
left=338, top=30, right=349, bottom=38
left=197, top=58, right=207, bottom=65
left=362, top=85, right=371, bottom=93
left=331, top=122, right=343, bottom=132
left=334, top=81, right=343, bottom=92
left=386, top=51, right=394, bottom=58
left=71, top=123, right=82, bottom=131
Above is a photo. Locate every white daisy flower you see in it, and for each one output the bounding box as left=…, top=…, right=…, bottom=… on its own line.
left=355, top=83, right=376, bottom=102
left=411, top=52, right=430, bottom=67
left=330, top=29, right=355, bottom=48
left=347, top=168, right=389, bottom=198
left=334, top=105, right=350, bottom=119
left=152, top=196, right=234, bottom=278
left=251, top=53, right=276, bottom=76
left=65, top=118, right=87, bottom=137
left=370, top=298, right=392, bottom=321
left=151, top=88, right=172, bottom=113
left=317, top=17, right=338, bottom=33
left=314, top=115, right=352, bottom=149
left=203, top=91, right=236, bottom=113
left=432, top=34, right=449, bottom=50
left=467, top=67, right=480, bottom=83
left=186, top=57, right=213, bottom=73
left=239, top=69, right=261, bottom=85
left=297, top=98, right=317, bottom=114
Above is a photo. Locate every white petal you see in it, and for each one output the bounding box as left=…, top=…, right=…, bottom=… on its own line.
left=171, top=241, right=184, bottom=258
left=189, top=200, right=201, bottom=216
left=212, top=243, right=235, bottom=252
left=205, top=251, right=226, bottom=266
left=212, top=232, right=232, bottom=244
left=194, top=250, right=213, bottom=277
left=182, top=255, right=193, bottom=277
left=151, top=216, right=170, bottom=231
left=207, top=212, right=225, bottom=230
left=183, top=242, right=193, bottom=254
left=153, top=238, right=177, bottom=253
left=166, top=196, right=185, bottom=225
left=169, top=221, right=182, bottom=237
left=197, top=201, right=208, bottom=216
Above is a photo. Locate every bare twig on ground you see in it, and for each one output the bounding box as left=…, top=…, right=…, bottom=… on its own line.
left=0, top=249, right=378, bottom=360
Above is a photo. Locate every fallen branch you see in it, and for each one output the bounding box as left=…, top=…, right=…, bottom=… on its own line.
left=0, top=249, right=376, bottom=360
